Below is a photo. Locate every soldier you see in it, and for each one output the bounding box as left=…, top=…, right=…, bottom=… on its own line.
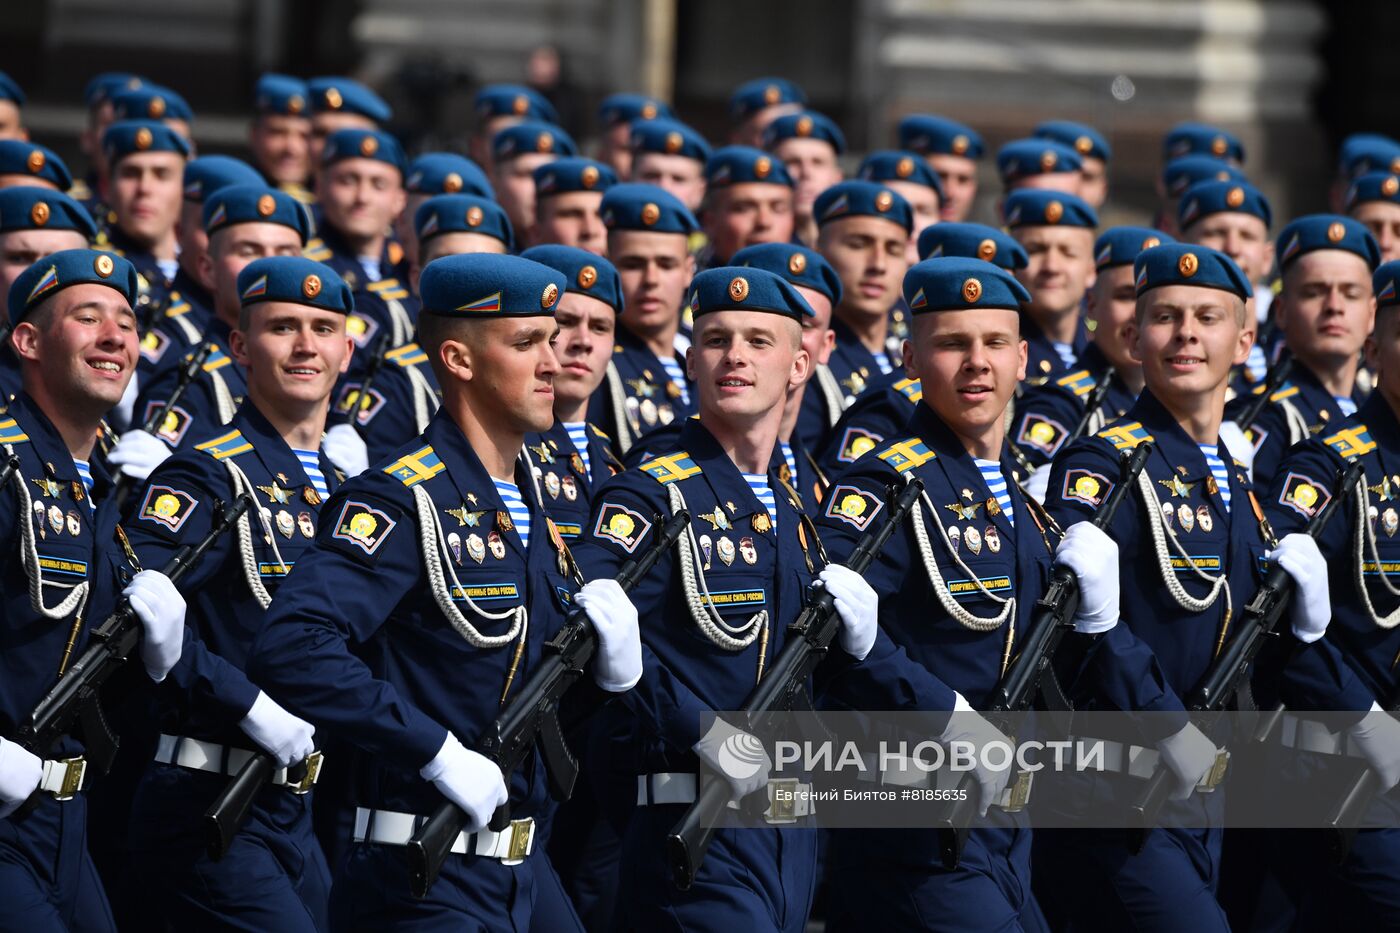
left=0, top=248, right=186, bottom=929
left=763, top=110, right=846, bottom=247
left=111, top=85, right=195, bottom=144
left=489, top=121, right=577, bottom=242
left=700, top=146, right=795, bottom=267
left=1223, top=216, right=1378, bottom=489
left=397, top=152, right=494, bottom=286
left=996, top=138, right=1084, bottom=198
left=0, top=140, right=71, bottom=191
left=727, top=77, right=806, bottom=148
left=470, top=84, right=558, bottom=170
left=118, top=256, right=354, bottom=930
left=857, top=150, right=946, bottom=264
left=246, top=252, right=642, bottom=930
left=415, top=193, right=514, bottom=263
left=1163, top=122, right=1245, bottom=167
left=1346, top=170, right=1400, bottom=264
left=595, top=93, right=672, bottom=179
left=629, top=117, right=711, bottom=214
left=0, top=72, right=26, bottom=141
left=1331, top=133, right=1400, bottom=214
left=1004, top=188, right=1098, bottom=385
left=1034, top=120, right=1112, bottom=209
left=587, top=184, right=698, bottom=453
left=1156, top=156, right=1246, bottom=238
left=98, top=120, right=191, bottom=296
left=898, top=113, right=984, bottom=223
left=529, top=156, right=618, bottom=255
left=306, top=77, right=392, bottom=166
left=248, top=74, right=315, bottom=205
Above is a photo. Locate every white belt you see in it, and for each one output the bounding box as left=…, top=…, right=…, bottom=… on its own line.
left=635, top=772, right=815, bottom=823
left=39, top=757, right=86, bottom=799
left=1277, top=713, right=1365, bottom=758
left=352, top=807, right=535, bottom=863
left=858, top=753, right=1034, bottom=810
left=1076, top=736, right=1229, bottom=790
left=154, top=734, right=321, bottom=792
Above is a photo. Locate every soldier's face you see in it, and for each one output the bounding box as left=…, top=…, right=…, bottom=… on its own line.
left=202, top=223, right=306, bottom=324
left=250, top=114, right=311, bottom=185
left=0, top=230, right=89, bottom=301
left=1014, top=226, right=1096, bottom=319
left=1078, top=157, right=1108, bottom=208
left=492, top=153, right=555, bottom=238
left=13, top=283, right=138, bottom=413
left=1085, top=265, right=1140, bottom=373
left=600, top=122, right=634, bottom=178
left=687, top=310, right=808, bottom=425
left=773, top=138, right=843, bottom=218
left=1184, top=213, right=1272, bottom=284
left=552, top=292, right=616, bottom=409
left=110, top=152, right=185, bottom=246
left=887, top=180, right=940, bottom=265
left=818, top=215, right=909, bottom=326
left=905, top=308, right=1025, bottom=444
left=531, top=191, right=607, bottom=255
left=231, top=302, right=352, bottom=410
left=705, top=183, right=794, bottom=262
left=320, top=159, right=406, bottom=242
left=1352, top=201, right=1400, bottom=264
left=795, top=284, right=836, bottom=371
left=457, top=317, right=560, bottom=433
left=1129, top=285, right=1251, bottom=400
left=0, top=101, right=23, bottom=140
left=177, top=199, right=208, bottom=277
left=1364, top=309, right=1400, bottom=409
left=1277, top=251, right=1375, bottom=366
left=926, top=154, right=977, bottom=221
left=610, top=230, right=694, bottom=337
left=310, top=111, right=375, bottom=164
left=632, top=153, right=706, bottom=212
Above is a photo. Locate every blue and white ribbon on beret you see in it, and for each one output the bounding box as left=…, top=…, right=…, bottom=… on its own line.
left=414, top=194, right=514, bottom=251
left=9, top=248, right=139, bottom=324
left=406, top=153, right=494, bottom=199
left=1133, top=243, right=1252, bottom=299
left=732, top=242, right=843, bottom=305
left=918, top=223, right=1027, bottom=269
left=202, top=184, right=312, bottom=243
left=687, top=266, right=814, bottom=321
left=418, top=253, right=567, bottom=319
left=1003, top=189, right=1097, bottom=229
left=520, top=245, right=623, bottom=312
left=903, top=257, right=1030, bottom=314
left=1276, top=214, right=1381, bottom=271
left=237, top=256, right=353, bottom=314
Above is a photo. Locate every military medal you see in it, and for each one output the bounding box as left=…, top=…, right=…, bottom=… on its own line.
left=32, top=476, right=60, bottom=498
left=717, top=536, right=736, bottom=566
left=561, top=475, right=578, bottom=501
left=297, top=512, right=315, bottom=538
left=640, top=399, right=658, bottom=426
left=947, top=526, right=961, bottom=554
left=1161, top=502, right=1175, bottom=530
left=752, top=512, right=772, bottom=534
left=447, top=532, right=462, bottom=564
left=1196, top=505, right=1213, bottom=534
left=303, top=486, right=322, bottom=506
left=965, top=526, right=983, bottom=555
left=945, top=501, right=983, bottom=521
left=497, top=510, right=514, bottom=533
left=71, top=481, right=84, bottom=503
left=624, top=397, right=641, bottom=429
left=33, top=501, right=45, bottom=539
left=986, top=496, right=1001, bottom=518
left=699, top=534, right=713, bottom=569
left=445, top=504, right=486, bottom=527
left=701, top=508, right=730, bottom=531
left=1370, top=477, right=1396, bottom=501
left=985, top=526, right=1001, bottom=553
left=570, top=453, right=585, bottom=476
left=66, top=510, right=81, bottom=537
left=1178, top=503, right=1194, bottom=532
left=659, top=405, right=675, bottom=425
left=257, top=482, right=294, bottom=505
left=961, top=488, right=975, bottom=502
left=1385, top=508, right=1399, bottom=538
left=544, top=472, right=561, bottom=499
left=48, top=504, right=63, bottom=535
left=277, top=472, right=289, bottom=484
left=467, top=533, right=486, bottom=564
left=1158, top=475, right=1196, bottom=498
left=529, top=442, right=555, bottom=464
left=488, top=531, right=506, bottom=560
left=739, top=536, right=758, bottom=564
left=276, top=510, right=294, bottom=538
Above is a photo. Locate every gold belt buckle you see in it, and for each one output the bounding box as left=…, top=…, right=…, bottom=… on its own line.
left=503, top=817, right=534, bottom=864
left=289, top=751, right=323, bottom=794
left=52, top=757, right=86, bottom=801
left=766, top=778, right=800, bottom=824
left=1199, top=750, right=1230, bottom=791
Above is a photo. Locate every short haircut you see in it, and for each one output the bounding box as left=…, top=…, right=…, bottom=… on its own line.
left=1134, top=290, right=1247, bottom=327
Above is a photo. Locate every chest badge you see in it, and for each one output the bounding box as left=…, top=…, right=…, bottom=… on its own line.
left=1196, top=505, right=1214, bottom=534
left=1158, top=475, right=1196, bottom=498
left=32, top=476, right=61, bottom=498
left=445, top=504, right=488, bottom=527
left=257, top=482, right=295, bottom=505
left=752, top=512, right=772, bottom=534
left=701, top=508, right=731, bottom=531
left=739, top=536, right=758, bottom=564
left=945, top=500, right=984, bottom=521
left=717, top=536, right=736, bottom=566
left=985, top=526, right=1001, bottom=553
left=1178, top=503, right=1195, bottom=532
left=965, top=526, right=983, bottom=555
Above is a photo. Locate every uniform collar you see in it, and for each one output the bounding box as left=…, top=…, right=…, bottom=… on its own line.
left=676, top=417, right=783, bottom=539
left=1359, top=390, right=1400, bottom=452
left=5, top=392, right=86, bottom=483
left=229, top=400, right=338, bottom=500
left=1124, top=387, right=1239, bottom=514
left=830, top=316, right=883, bottom=369
left=422, top=409, right=539, bottom=557
left=902, top=400, right=1021, bottom=544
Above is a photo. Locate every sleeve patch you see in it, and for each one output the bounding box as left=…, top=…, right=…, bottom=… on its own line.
left=824, top=484, right=885, bottom=531
left=346, top=313, right=380, bottom=348
left=145, top=401, right=192, bottom=446
left=593, top=502, right=653, bottom=553
left=139, top=328, right=170, bottom=364
left=1244, top=425, right=1269, bottom=453
left=1016, top=414, right=1069, bottom=456
left=1279, top=471, right=1331, bottom=518
left=1063, top=468, right=1113, bottom=507
left=138, top=484, right=199, bottom=533
left=330, top=499, right=397, bottom=556
left=837, top=426, right=883, bottom=463
left=335, top=384, right=387, bottom=425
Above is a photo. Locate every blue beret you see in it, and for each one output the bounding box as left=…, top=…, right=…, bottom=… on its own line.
left=102, top=120, right=191, bottom=164
left=1345, top=171, right=1400, bottom=212
left=728, top=78, right=806, bottom=121
left=1277, top=214, right=1380, bottom=271
left=1094, top=226, right=1174, bottom=270
left=814, top=180, right=912, bottom=233
left=897, top=115, right=984, bottom=159
left=8, top=249, right=138, bottom=324
left=1178, top=180, right=1271, bottom=230
left=534, top=157, right=618, bottom=198
left=629, top=118, right=712, bottom=163
left=600, top=183, right=698, bottom=235
left=997, top=139, right=1082, bottom=181
left=1373, top=260, right=1400, bottom=308
left=111, top=84, right=193, bottom=123
left=254, top=74, right=309, bottom=117
left=1034, top=120, right=1111, bottom=162
left=1133, top=243, right=1251, bottom=300
left=182, top=155, right=264, bottom=202
left=1339, top=134, right=1400, bottom=179
left=520, top=245, right=623, bottom=312
left=1003, top=189, right=1097, bottom=229
left=732, top=243, right=843, bottom=305
left=84, top=73, right=144, bottom=108
left=705, top=146, right=793, bottom=188
left=475, top=84, right=558, bottom=125
left=688, top=266, right=813, bottom=322
left=917, top=223, right=1027, bottom=269
left=904, top=257, right=1030, bottom=313
left=0, top=72, right=24, bottom=106
left=857, top=150, right=946, bottom=200
left=1164, top=122, right=1245, bottom=163
left=492, top=121, right=577, bottom=161
left=203, top=185, right=312, bottom=243
left=237, top=256, right=352, bottom=314
left=322, top=128, right=405, bottom=174
left=0, top=188, right=96, bottom=238
left=0, top=141, right=72, bottom=189
left=419, top=253, right=566, bottom=318
left=1162, top=155, right=1247, bottom=198
left=406, top=153, right=493, bottom=199
left=414, top=194, right=515, bottom=250
left=599, top=93, right=673, bottom=128
left=762, top=111, right=846, bottom=155
left=308, top=77, right=391, bottom=123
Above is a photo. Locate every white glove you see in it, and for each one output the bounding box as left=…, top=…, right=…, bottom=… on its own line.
left=114, top=370, right=139, bottom=429
left=239, top=691, right=316, bottom=768
left=323, top=424, right=369, bottom=477
left=0, top=738, right=42, bottom=820
left=1157, top=721, right=1219, bottom=800
left=419, top=732, right=508, bottom=833
left=940, top=694, right=1015, bottom=816
left=1266, top=533, right=1331, bottom=643
left=1053, top=523, right=1120, bottom=634
left=1218, top=421, right=1254, bottom=482
left=1025, top=463, right=1053, bottom=504
left=1347, top=703, right=1400, bottom=794
left=124, top=569, right=185, bottom=682
left=693, top=717, right=771, bottom=799
left=108, top=429, right=172, bottom=480
left=819, top=563, right=878, bottom=661
left=575, top=579, right=642, bottom=692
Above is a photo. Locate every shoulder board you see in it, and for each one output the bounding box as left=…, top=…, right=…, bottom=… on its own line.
left=1096, top=421, right=1154, bottom=450
left=893, top=377, right=923, bottom=403
left=1266, top=382, right=1299, bottom=402
left=1055, top=369, right=1096, bottom=397
left=67, top=179, right=93, bottom=200
left=367, top=278, right=410, bottom=301
left=303, top=239, right=332, bottom=262
left=383, top=445, right=444, bottom=487
left=165, top=295, right=192, bottom=317
left=386, top=343, right=429, bottom=367
left=202, top=347, right=232, bottom=372
left=0, top=416, right=31, bottom=445
left=588, top=423, right=611, bottom=441
left=876, top=438, right=936, bottom=473
left=640, top=452, right=701, bottom=485
left=1323, top=424, right=1376, bottom=459
left=195, top=428, right=253, bottom=460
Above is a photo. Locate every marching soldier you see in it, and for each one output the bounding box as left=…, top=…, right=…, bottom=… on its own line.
left=489, top=121, right=577, bottom=245
left=529, top=156, right=618, bottom=255
left=763, top=110, right=846, bottom=248
left=306, top=77, right=392, bottom=166
left=470, top=84, right=558, bottom=171
left=699, top=146, right=795, bottom=268
left=629, top=117, right=711, bottom=216
left=997, top=139, right=1084, bottom=198
left=0, top=140, right=71, bottom=191
left=856, top=150, right=947, bottom=264
left=727, top=77, right=805, bottom=148
left=898, top=113, right=984, bottom=223
left=98, top=120, right=191, bottom=298
left=1034, top=120, right=1112, bottom=208
left=248, top=74, right=315, bottom=205
left=1346, top=170, right=1400, bottom=265
left=595, top=93, right=673, bottom=179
